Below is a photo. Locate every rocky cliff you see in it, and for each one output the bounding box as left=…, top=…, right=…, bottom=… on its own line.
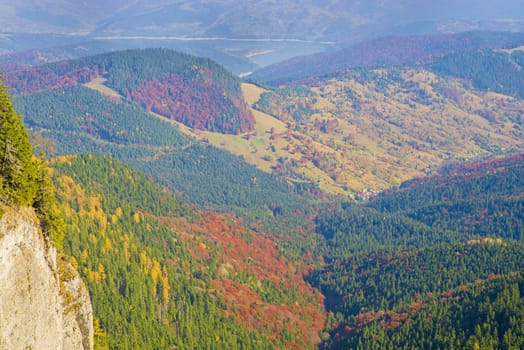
left=0, top=205, right=94, bottom=350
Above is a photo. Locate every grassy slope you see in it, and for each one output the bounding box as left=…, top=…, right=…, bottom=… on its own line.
left=84, top=66, right=524, bottom=197
left=129, top=72, right=524, bottom=196
left=83, top=78, right=121, bottom=100
left=249, top=69, right=524, bottom=194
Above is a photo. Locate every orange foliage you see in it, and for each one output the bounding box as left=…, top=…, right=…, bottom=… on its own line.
left=158, top=211, right=326, bottom=348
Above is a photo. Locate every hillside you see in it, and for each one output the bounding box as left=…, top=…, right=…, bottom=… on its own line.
left=431, top=48, right=524, bottom=98
left=3, top=4, right=524, bottom=350
left=7, top=48, right=254, bottom=134
left=250, top=31, right=524, bottom=85
left=51, top=154, right=325, bottom=349
left=309, top=154, right=524, bottom=349
left=13, top=85, right=319, bottom=236
left=245, top=67, right=524, bottom=194
left=9, top=51, right=321, bottom=228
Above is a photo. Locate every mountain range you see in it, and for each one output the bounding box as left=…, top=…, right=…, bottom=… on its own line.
left=4, top=1, right=524, bottom=40
left=2, top=1, right=524, bottom=74
left=0, top=4, right=523, bottom=348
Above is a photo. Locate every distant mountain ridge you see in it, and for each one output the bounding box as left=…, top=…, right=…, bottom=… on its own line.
left=250, top=31, right=524, bottom=84
left=2, top=1, right=524, bottom=76
left=3, top=1, right=524, bottom=41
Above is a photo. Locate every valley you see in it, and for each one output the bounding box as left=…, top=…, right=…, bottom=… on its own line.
left=0, top=18, right=523, bottom=350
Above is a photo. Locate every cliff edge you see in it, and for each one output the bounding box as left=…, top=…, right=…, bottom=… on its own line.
left=0, top=205, right=94, bottom=350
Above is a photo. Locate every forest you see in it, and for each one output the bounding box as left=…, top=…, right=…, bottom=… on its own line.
left=431, top=49, right=524, bottom=98
left=7, top=48, right=254, bottom=134
left=0, top=79, right=64, bottom=247
left=309, top=155, right=524, bottom=349
left=51, top=154, right=324, bottom=349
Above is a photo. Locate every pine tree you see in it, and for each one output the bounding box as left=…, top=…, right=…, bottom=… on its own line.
left=33, top=156, right=66, bottom=249
left=0, top=78, right=38, bottom=205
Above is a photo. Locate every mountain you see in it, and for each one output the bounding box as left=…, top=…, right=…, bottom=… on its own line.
left=2, top=3, right=524, bottom=349
left=0, top=76, right=94, bottom=349
left=7, top=48, right=254, bottom=134
left=10, top=46, right=524, bottom=198
left=309, top=154, right=524, bottom=349
left=9, top=49, right=320, bottom=214
left=1, top=68, right=325, bottom=348
left=250, top=31, right=524, bottom=84
left=4, top=42, right=524, bottom=349
left=0, top=40, right=260, bottom=76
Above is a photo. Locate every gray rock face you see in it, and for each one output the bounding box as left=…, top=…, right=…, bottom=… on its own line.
left=0, top=207, right=94, bottom=350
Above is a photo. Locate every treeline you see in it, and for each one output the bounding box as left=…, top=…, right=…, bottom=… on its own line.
left=7, top=48, right=254, bottom=133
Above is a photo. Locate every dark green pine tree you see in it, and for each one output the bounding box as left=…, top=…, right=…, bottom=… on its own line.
left=0, top=78, right=38, bottom=206
left=33, top=157, right=66, bottom=249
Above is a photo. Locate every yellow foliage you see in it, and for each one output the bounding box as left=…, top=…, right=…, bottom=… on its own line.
left=133, top=212, right=141, bottom=224
left=85, top=264, right=107, bottom=284
left=94, top=318, right=105, bottom=336
left=121, top=234, right=131, bottom=263
left=69, top=255, right=79, bottom=270
left=151, top=260, right=161, bottom=285
left=87, top=196, right=108, bottom=232
left=56, top=175, right=86, bottom=206
left=115, top=207, right=123, bottom=217
left=139, top=250, right=148, bottom=274
left=97, top=263, right=106, bottom=281
left=81, top=249, right=89, bottom=262
left=161, top=265, right=170, bottom=303
left=103, top=237, right=113, bottom=252
left=53, top=155, right=75, bottom=166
